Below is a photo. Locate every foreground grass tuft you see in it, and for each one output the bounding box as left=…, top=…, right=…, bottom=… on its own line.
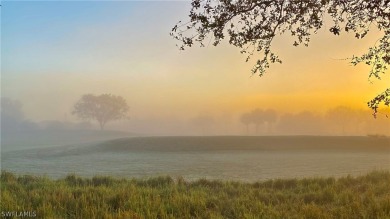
left=1, top=171, right=390, bottom=218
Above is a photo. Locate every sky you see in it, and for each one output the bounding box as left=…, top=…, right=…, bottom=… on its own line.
left=1, top=1, right=389, bottom=135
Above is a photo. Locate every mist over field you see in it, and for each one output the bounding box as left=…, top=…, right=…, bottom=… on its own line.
left=2, top=136, right=389, bottom=180
left=1, top=0, right=389, bottom=179
left=1, top=2, right=390, bottom=218
left=1, top=100, right=390, bottom=138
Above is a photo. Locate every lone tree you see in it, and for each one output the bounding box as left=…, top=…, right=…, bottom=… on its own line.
left=264, top=109, right=277, bottom=133
left=72, top=94, right=129, bottom=130
left=251, top=108, right=265, bottom=134
left=171, top=0, right=389, bottom=115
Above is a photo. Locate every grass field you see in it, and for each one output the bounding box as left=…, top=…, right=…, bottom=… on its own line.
left=1, top=170, right=390, bottom=218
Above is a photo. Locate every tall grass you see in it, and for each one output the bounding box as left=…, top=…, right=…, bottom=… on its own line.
left=1, top=171, right=390, bottom=218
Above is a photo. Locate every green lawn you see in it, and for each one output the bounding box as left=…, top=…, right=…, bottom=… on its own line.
left=1, top=171, right=390, bottom=218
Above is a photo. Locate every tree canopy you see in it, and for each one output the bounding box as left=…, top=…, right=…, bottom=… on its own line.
left=72, top=94, right=129, bottom=130
left=171, top=0, right=389, bottom=115
left=240, top=108, right=277, bottom=133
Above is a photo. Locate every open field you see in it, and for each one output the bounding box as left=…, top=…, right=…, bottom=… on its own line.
left=3, top=136, right=389, bottom=180
left=1, top=170, right=390, bottom=218
left=1, top=130, right=135, bottom=152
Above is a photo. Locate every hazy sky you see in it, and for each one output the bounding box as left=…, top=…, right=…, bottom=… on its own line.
left=2, top=1, right=389, bottom=126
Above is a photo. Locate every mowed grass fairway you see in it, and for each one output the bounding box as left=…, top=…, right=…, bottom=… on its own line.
left=1, top=171, right=390, bottom=218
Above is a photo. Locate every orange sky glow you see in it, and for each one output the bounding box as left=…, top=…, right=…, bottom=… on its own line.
left=2, top=1, right=389, bottom=135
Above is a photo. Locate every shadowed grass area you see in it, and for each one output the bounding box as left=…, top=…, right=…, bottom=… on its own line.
left=1, top=171, right=390, bottom=218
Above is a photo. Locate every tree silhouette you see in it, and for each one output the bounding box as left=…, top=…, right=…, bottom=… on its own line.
left=240, top=112, right=252, bottom=133
left=72, top=94, right=129, bottom=130
left=263, top=109, right=277, bottom=134
left=251, top=108, right=265, bottom=134
left=171, top=0, right=389, bottom=114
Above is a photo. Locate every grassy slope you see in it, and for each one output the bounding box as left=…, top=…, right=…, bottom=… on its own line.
left=1, top=171, right=390, bottom=219
left=1, top=130, right=135, bottom=152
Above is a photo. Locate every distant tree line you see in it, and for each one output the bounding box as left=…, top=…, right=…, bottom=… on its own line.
left=241, top=106, right=390, bottom=136
left=2, top=96, right=388, bottom=135
left=240, top=109, right=277, bottom=134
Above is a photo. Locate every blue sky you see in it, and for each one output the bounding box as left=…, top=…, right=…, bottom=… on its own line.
left=2, top=1, right=187, bottom=75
